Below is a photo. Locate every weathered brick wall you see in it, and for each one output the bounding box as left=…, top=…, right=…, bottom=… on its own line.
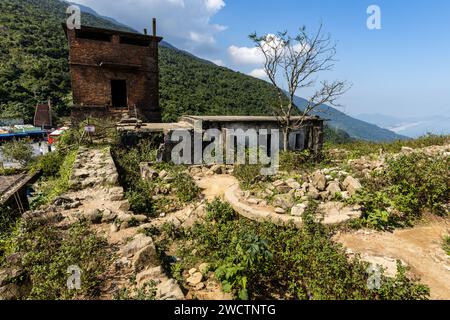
left=66, top=28, right=161, bottom=122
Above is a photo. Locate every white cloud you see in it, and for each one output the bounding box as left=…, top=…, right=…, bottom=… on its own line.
left=228, top=34, right=310, bottom=66
left=228, top=45, right=264, bottom=65
left=74, top=0, right=227, bottom=55
left=248, top=68, right=267, bottom=79
left=205, top=0, right=225, bottom=13
left=211, top=59, right=225, bottom=66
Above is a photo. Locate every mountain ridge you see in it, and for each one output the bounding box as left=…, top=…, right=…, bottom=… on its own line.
left=0, top=0, right=407, bottom=142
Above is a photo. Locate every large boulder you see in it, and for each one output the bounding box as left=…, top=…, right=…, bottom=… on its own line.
left=326, top=181, right=342, bottom=197
left=307, top=186, right=320, bottom=200
left=273, top=194, right=294, bottom=210
left=285, top=178, right=301, bottom=190
left=343, top=176, right=362, bottom=196
left=186, top=272, right=203, bottom=286
left=156, top=279, right=185, bottom=300
left=120, top=234, right=154, bottom=257
left=291, top=203, right=307, bottom=217
left=312, top=171, right=327, bottom=191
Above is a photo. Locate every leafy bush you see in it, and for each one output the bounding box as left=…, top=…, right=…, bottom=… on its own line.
left=36, top=151, right=65, bottom=177
left=206, top=198, right=236, bottom=224
left=183, top=200, right=429, bottom=300
left=351, top=153, right=449, bottom=230
left=233, top=164, right=262, bottom=190
left=279, top=150, right=312, bottom=172
left=1, top=139, right=33, bottom=167
left=125, top=181, right=155, bottom=216
left=172, top=171, right=200, bottom=203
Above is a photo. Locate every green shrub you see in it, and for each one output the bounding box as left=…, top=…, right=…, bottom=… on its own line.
left=36, top=151, right=65, bottom=177
left=172, top=171, right=199, bottom=203
left=329, top=134, right=449, bottom=160
left=30, top=149, right=77, bottom=208
left=125, top=181, right=155, bottom=216
left=384, top=153, right=449, bottom=215
left=351, top=153, right=449, bottom=229
left=279, top=150, right=312, bottom=172
left=1, top=139, right=33, bottom=167
left=233, top=164, right=262, bottom=190
left=206, top=198, right=236, bottom=224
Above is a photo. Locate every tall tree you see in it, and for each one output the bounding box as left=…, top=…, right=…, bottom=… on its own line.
left=250, top=24, right=349, bottom=150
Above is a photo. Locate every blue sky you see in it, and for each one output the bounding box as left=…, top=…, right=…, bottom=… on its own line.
left=75, top=0, right=450, bottom=118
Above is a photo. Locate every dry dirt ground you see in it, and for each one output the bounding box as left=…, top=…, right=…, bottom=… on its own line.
left=334, top=216, right=450, bottom=299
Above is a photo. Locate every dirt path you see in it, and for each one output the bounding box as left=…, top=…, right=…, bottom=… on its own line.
left=335, top=217, right=450, bottom=299
left=195, top=175, right=238, bottom=200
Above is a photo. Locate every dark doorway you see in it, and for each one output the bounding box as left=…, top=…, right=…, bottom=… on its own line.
left=111, top=80, right=127, bottom=108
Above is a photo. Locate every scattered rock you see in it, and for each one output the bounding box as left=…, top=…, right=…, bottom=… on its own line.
left=198, top=263, right=210, bottom=274
left=312, top=171, right=327, bottom=191
left=132, top=243, right=159, bottom=272
left=343, top=176, right=362, bottom=196
left=102, top=209, right=117, bottom=223
left=285, top=178, right=301, bottom=190
left=86, top=209, right=103, bottom=224
left=188, top=268, right=197, bottom=275
left=195, top=283, right=205, bottom=291
left=210, top=165, right=224, bottom=174
left=307, top=186, right=320, bottom=200
left=109, top=187, right=124, bottom=201
left=159, top=170, right=168, bottom=179
left=291, top=203, right=307, bottom=216
left=273, top=194, right=294, bottom=210
left=136, top=266, right=164, bottom=285
left=186, top=272, right=203, bottom=286
left=275, top=207, right=286, bottom=214
left=156, top=279, right=184, bottom=300
left=326, top=181, right=342, bottom=197
left=401, top=147, right=414, bottom=154
left=140, top=163, right=159, bottom=180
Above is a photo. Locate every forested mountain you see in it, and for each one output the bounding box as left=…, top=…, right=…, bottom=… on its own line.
left=0, top=0, right=405, bottom=141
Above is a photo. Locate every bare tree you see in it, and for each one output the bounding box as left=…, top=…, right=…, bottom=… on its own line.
left=249, top=24, right=349, bottom=151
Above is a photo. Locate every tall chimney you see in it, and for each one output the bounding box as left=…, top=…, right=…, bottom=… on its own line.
left=152, top=18, right=157, bottom=37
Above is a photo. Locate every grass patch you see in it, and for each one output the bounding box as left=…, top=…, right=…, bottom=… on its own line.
left=30, top=149, right=78, bottom=209
left=327, top=134, right=449, bottom=161
left=1, top=220, right=111, bottom=299
left=444, top=236, right=450, bottom=256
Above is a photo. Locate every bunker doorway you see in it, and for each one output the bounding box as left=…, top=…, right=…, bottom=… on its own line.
left=111, top=80, right=127, bottom=108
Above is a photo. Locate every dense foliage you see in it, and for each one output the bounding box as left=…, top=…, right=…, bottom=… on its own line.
left=171, top=199, right=430, bottom=300
left=1, top=139, right=33, bottom=166
left=350, top=152, right=449, bottom=230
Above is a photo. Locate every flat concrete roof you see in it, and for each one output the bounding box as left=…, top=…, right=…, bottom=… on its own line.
left=181, top=115, right=322, bottom=122
left=117, top=121, right=193, bottom=133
